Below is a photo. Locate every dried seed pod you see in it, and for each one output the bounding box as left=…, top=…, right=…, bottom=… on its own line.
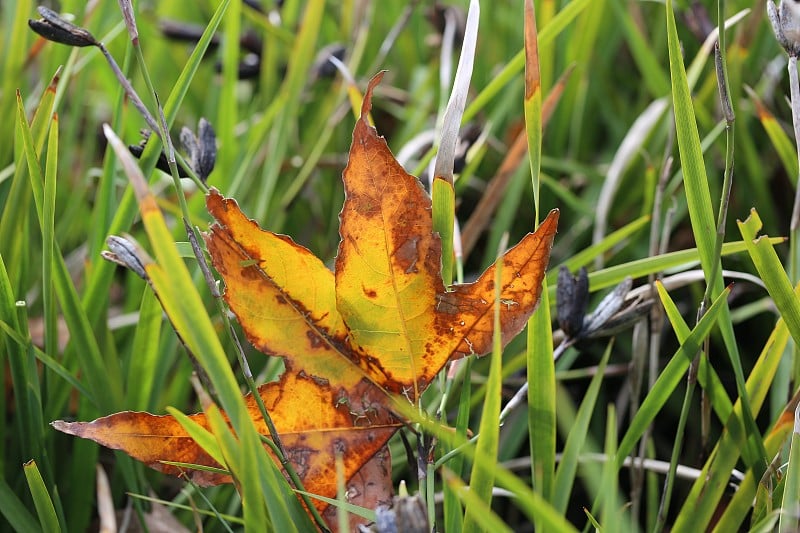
left=102, top=235, right=151, bottom=280
left=556, top=266, right=589, bottom=338
left=768, top=0, right=800, bottom=56
left=28, top=6, right=99, bottom=48
left=180, top=118, right=217, bottom=183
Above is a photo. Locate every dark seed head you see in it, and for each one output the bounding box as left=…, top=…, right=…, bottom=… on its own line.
left=556, top=266, right=589, bottom=339
left=28, top=6, right=98, bottom=48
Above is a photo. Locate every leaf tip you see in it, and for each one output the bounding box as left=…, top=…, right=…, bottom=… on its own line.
left=541, top=208, right=560, bottom=234
left=51, top=420, right=79, bottom=435
left=360, top=71, right=386, bottom=122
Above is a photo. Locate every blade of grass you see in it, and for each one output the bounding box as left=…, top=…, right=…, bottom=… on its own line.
left=599, top=406, right=622, bottom=531
left=16, top=91, right=121, bottom=412
left=23, top=461, right=60, bottom=533
left=0, top=72, right=58, bottom=290
left=0, top=0, right=32, bottom=164
left=0, top=222, right=42, bottom=479
left=397, top=400, right=578, bottom=531
left=615, top=283, right=730, bottom=464
left=712, top=389, right=799, bottom=532
left=205, top=404, right=270, bottom=531
left=748, top=87, right=799, bottom=184
left=0, top=476, right=39, bottom=533
left=527, top=284, right=554, bottom=503
left=552, top=341, right=611, bottom=513
left=442, top=358, right=472, bottom=532
left=126, top=289, right=162, bottom=411
left=42, top=112, right=58, bottom=390
left=738, top=209, right=800, bottom=346
left=216, top=0, right=241, bottom=182
left=666, top=0, right=766, bottom=474
left=444, top=468, right=512, bottom=533
left=524, top=0, right=556, bottom=507
left=433, top=178, right=456, bottom=286
left=552, top=238, right=784, bottom=301
left=103, top=125, right=313, bottom=530
left=778, top=404, right=800, bottom=533
left=463, top=234, right=506, bottom=531
left=672, top=292, right=793, bottom=530
left=166, top=407, right=227, bottom=469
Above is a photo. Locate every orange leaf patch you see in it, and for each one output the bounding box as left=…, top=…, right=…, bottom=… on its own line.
left=53, top=72, right=558, bottom=529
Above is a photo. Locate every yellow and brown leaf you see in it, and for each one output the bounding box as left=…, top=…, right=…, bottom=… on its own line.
left=53, top=73, right=559, bottom=527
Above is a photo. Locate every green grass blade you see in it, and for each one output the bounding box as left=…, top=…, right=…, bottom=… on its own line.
left=672, top=305, right=792, bottom=530
left=665, top=0, right=716, bottom=278
left=524, top=0, right=542, bottom=221
left=166, top=407, right=226, bottom=468
left=433, top=178, right=456, bottom=286
left=0, top=0, right=32, bottom=164
left=0, top=476, right=40, bottom=533
left=0, top=73, right=57, bottom=289
left=16, top=91, right=120, bottom=412
left=23, top=461, right=60, bottom=533
left=444, top=468, right=512, bottom=533
left=126, top=289, right=162, bottom=411
left=657, top=282, right=736, bottom=433
left=397, top=401, right=578, bottom=531
left=738, top=209, right=800, bottom=347
left=104, top=125, right=313, bottom=530
left=294, top=490, right=376, bottom=522
left=749, top=89, right=799, bottom=184
left=463, top=239, right=505, bottom=531
left=552, top=341, right=611, bottom=513
left=666, top=0, right=766, bottom=474
left=546, top=238, right=781, bottom=301
left=615, top=284, right=730, bottom=464
left=205, top=405, right=271, bottom=531
left=524, top=3, right=556, bottom=506
left=443, top=358, right=472, bottom=533
left=713, top=389, right=798, bottom=531
left=42, top=113, right=58, bottom=374
left=527, top=285, right=555, bottom=501
left=216, top=0, right=241, bottom=182
left=779, top=405, right=800, bottom=533
left=599, top=406, right=622, bottom=531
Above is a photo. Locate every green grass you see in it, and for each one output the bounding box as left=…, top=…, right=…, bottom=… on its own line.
left=2, top=0, right=800, bottom=531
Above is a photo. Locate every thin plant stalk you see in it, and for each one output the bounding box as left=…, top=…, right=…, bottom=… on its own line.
left=654, top=352, right=697, bottom=532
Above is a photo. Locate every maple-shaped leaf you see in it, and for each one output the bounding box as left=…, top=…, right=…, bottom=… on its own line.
left=53, top=73, right=558, bottom=529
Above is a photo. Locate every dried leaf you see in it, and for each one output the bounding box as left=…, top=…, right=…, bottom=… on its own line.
left=54, top=72, right=559, bottom=529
